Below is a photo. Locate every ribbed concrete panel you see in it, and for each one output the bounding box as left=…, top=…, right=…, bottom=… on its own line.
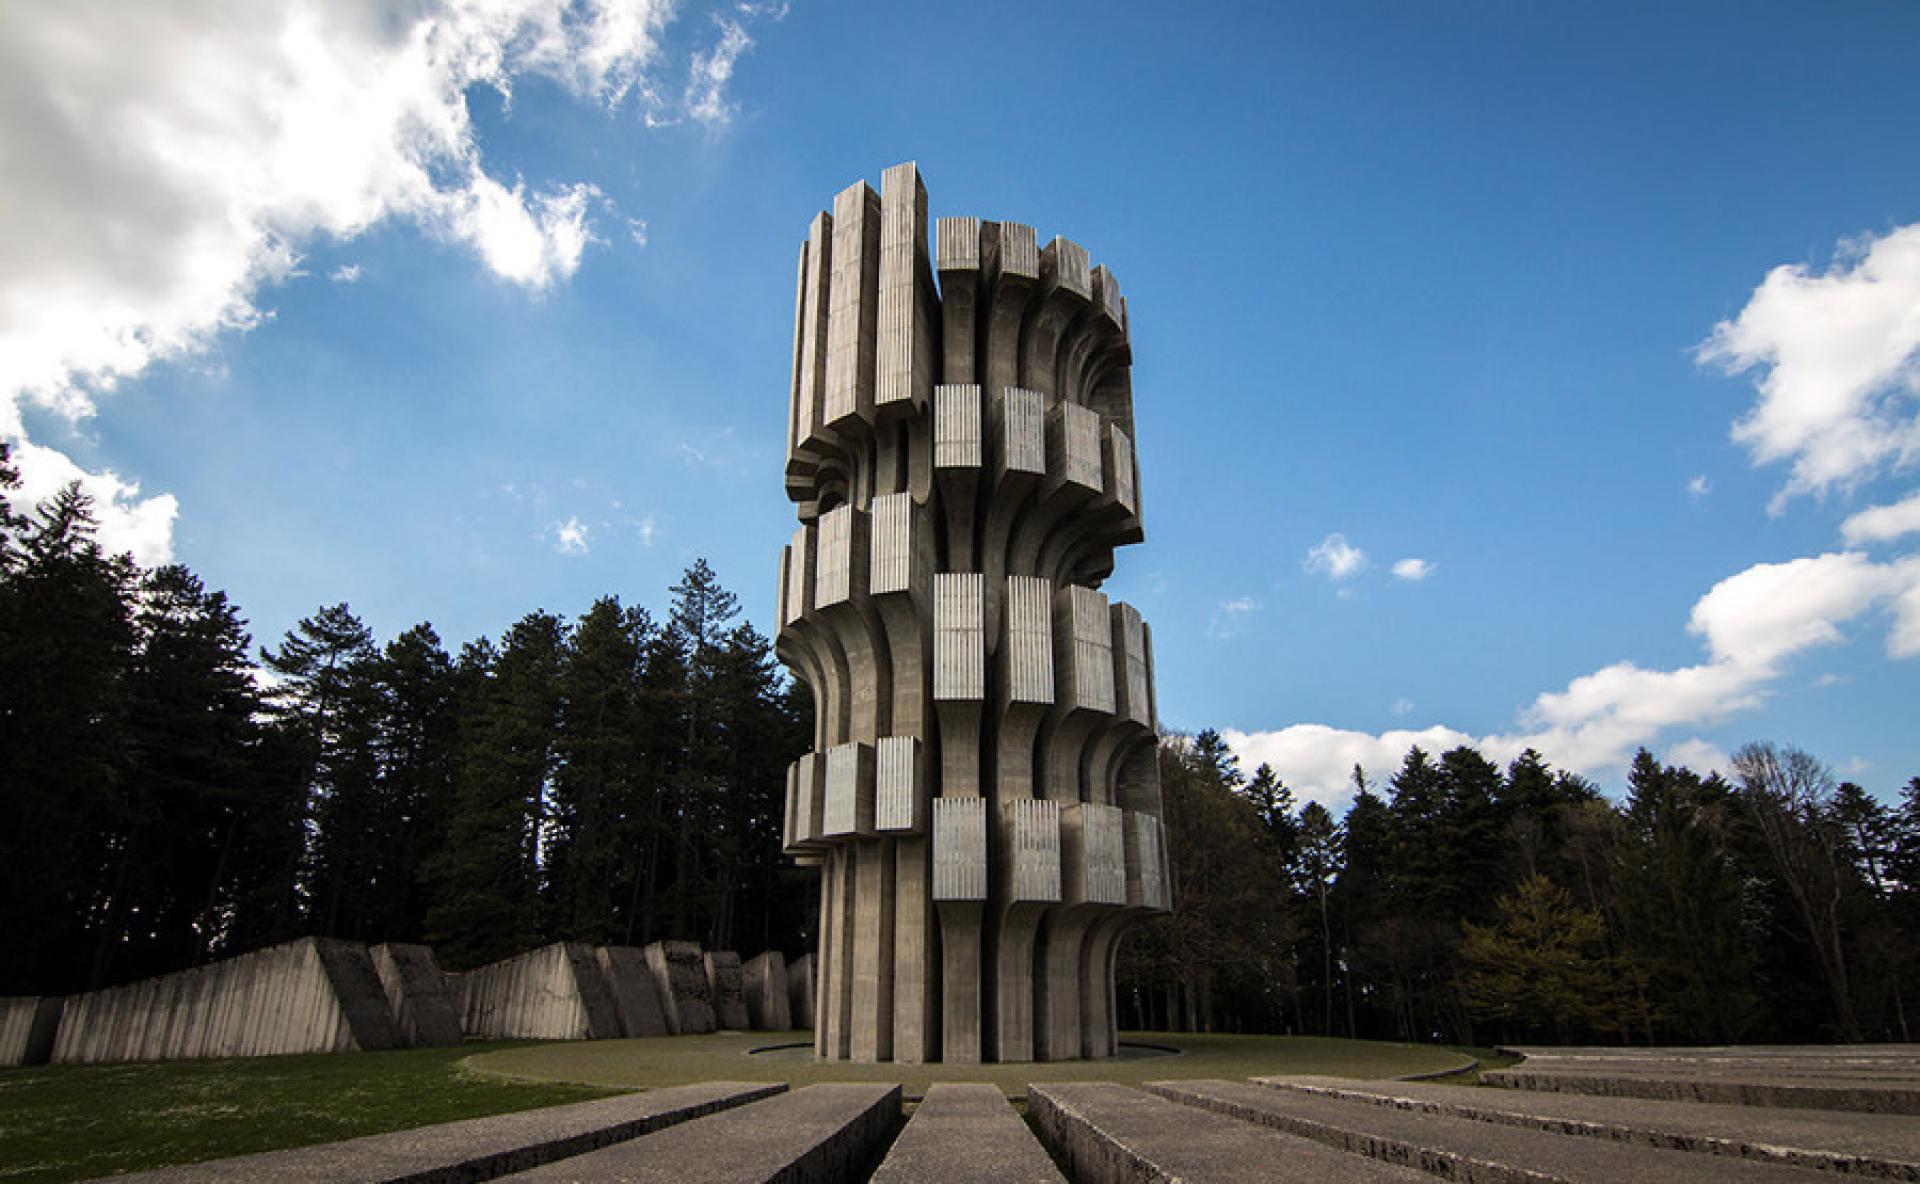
left=937, top=216, right=981, bottom=271
left=1047, top=236, right=1092, bottom=300
left=371, top=943, right=462, bottom=1047
left=1126, top=811, right=1169, bottom=912
left=782, top=760, right=799, bottom=849
left=869, top=492, right=917, bottom=595
left=1061, top=403, right=1104, bottom=491
left=1002, top=799, right=1063, bottom=903
left=704, top=951, right=750, bottom=1030
left=815, top=504, right=867, bottom=608
left=933, top=796, right=988, bottom=901
left=1092, top=264, right=1124, bottom=327
left=596, top=946, right=670, bottom=1038
left=935, top=384, right=982, bottom=468
left=789, top=952, right=816, bottom=1029
left=742, top=951, right=793, bottom=1031
left=876, top=734, right=925, bottom=833
left=1001, top=387, right=1046, bottom=475
left=825, top=182, right=881, bottom=428
left=642, top=941, right=716, bottom=1036
left=50, top=937, right=397, bottom=1064
left=1108, top=425, right=1137, bottom=515
left=0, top=997, right=61, bottom=1067
left=1112, top=603, right=1152, bottom=728
left=795, top=214, right=832, bottom=455
left=933, top=573, right=985, bottom=700
left=1056, top=585, right=1116, bottom=714
left=1069, top=802, right=1128, bottom=906
left=877, top=162, right=932, bottom=412
left=998, top=221, right=1040, bottom=279
left=792, top=751, right=827, bottom=847
left=1005, top=575, right=1054, bottom=704
left=458, top=942, right=620, bottom=1042
left=785, top=525, right=816, bottom=626
left=823, top=741, right=877, bottom=838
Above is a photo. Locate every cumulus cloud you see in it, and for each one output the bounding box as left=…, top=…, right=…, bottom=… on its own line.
left=1663, top=738, right=1730, bottom=777
left=6, top=437, right=177, bottom=566
left=1842, top=490, right=1920, bottom=545
left=1304, top=532, right=1368, bottom=580
left=1229, top=549, right=1920, bottom=805
left=0, top=0, right=756, bottom=563
left=1688, top=474, right=1712, bottom=498
left=1391, top=557, right=1433, bottom=581
left=1697, top=224, right=1920, bottom=512
left=330, top=264, right=362, bottom=284
left=552, top=516, right=590, bottom=555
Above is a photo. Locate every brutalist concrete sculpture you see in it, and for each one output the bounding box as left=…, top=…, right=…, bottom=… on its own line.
left=776, top=163, right=1171, bottom=1064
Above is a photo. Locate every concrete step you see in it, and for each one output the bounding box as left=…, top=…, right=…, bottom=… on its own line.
left=1149, top=1078, right=1838, bottom=1183
left=1484, top=1065, right=1920, bottom=1115
left=1028, top=1082, right=1432, bottom=1183
left=1253, top=1074, right=1920, bottom=1178
left=870, top=1083, right=1063, bottom=1183
left=112, top=1081, right=785, bottom=1183
left=500, top=1082, right=900, bottom=1182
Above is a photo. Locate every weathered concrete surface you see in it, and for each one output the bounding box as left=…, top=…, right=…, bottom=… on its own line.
left=110, top=1081, right=784, bottom=1183
left=787, top=952, right=815, bottom=1030
left=742, top=951, right=792, bottom=1031
left=1147, top=1078, right=1837, bottom=1183
left=459, top=943, right=621, bottom=1042
left=1028, top=1082, right=1429, bottom=1183
left=596, top=946, right=670, bottom=1038
left=371, top=943, right=462, bottom=1048
left=777, top=164, right=1170, bottom=1063
left=1485, top=1065, right=1920, bottom=1116
left=871, top=1083, right=1064, bottom=1183
left=1254, top=1075, right=1920, bottom=1179
left=705, top=950, right=751, bottom=1031
left=506, top=1083, right=901, bottom=1183
left=643, top=941, right=716, bottom=1036
left=0, top=995, right=62, bottom=1066
left=51, top=937, right=397, bottom=1064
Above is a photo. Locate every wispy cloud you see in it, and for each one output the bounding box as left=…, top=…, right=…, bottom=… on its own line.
left=1391, top=697, right=1414, bottom=717
left=1391, top=557, right=1433, bottom=582
left=638, top=513, right=657, bottom=546
left=1304, top=532, right=1368, bottom=580
left=1688, top=474, right=1711, bottom=498
left=330, top=263, right=362, bottom=284
left=1207, top=595, right=1261, bottom=640
left=1842, top=490, right=1920, bottom=545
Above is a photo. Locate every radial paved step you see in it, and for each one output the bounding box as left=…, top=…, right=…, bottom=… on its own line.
left=111, top=1081, right=786, bottom=1183
left=500, top=1082, right=901, bottom=1182
left=1027, top=1082, right=1432, bottom=1183
left=1253, top=1074, right=1920, bottom=1179
left=870, top=1083, right=1064, bottom=1183
left=1147, top=1078, right=1840, bottom=1183
left=1484, top=1065, right=1920, bottom=1115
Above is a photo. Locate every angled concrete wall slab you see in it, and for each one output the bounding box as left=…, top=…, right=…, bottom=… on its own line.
left=371, top=942, right=462, bottom=1048
left=0, top=996, right=63, bottom=1066
left=457, top=942, right=620, bottom=1042
left=596, top=946, right=670, bottom=1038
left=643, top=941, right=716, bottom=1035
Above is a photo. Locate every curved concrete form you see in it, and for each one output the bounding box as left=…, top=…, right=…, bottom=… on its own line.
left=776, top=163, right=1171, bottom=1063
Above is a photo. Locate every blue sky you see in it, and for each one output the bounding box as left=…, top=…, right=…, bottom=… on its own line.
left=5, top=1, right=1919, bottom=805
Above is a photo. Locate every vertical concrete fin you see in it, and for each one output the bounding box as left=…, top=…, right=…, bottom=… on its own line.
left=796, top=212, right=834, bottom=455
left=826, top=181, right=882, bottom=430
left=1004, top=575, right=1055, bottom=705
left=878, top=162, right=933, bottom=414
left=932, top=797, right=989, bottom=901
left=823, top=741, right=878, bottom=838
left=932, top=572, right=985, bottom=700
left=876, top=735, right=927, bottom=833
left=934, top=384, right=983, bottom=469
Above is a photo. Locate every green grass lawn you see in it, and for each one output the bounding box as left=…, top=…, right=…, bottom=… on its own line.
left=0, top=1032, right=1479, bottom=1182
left=468, top=1030, right=1479, bottom=1099
left=0, top=1043, right=618, bottom=1184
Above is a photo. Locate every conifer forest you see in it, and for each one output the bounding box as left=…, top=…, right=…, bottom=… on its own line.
left=4, top=440, right=1917, bottom=1047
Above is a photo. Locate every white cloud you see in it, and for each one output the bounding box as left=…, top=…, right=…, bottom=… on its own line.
left=330, top=264, right=362, bottom=284
left=1391, top=698, right=1414, bottom=716
left=4, top=437, right=177, bottom=566
left=1391, top=557, right=1433, bottom=581
left=1304, top=532, right=1367, bottom=580
left=1697, top=224, right=1920, bottom=512
left=685, top=17, right=754, bottom=126
left=1206, top=595, right=1260, bottom=641
left=0, top=0, right=745, bottom=566
left=637, top=513, right=657, bottom=546
left=1842, top=490, right=1920, bottom=545
left=1688, top=474, right=1711, bottom=498
left=1663, top=738, right=1730, bottom=777
left=1228, top=548, right=1920, bottom=803
left=552, top=516, right=589, bottom=555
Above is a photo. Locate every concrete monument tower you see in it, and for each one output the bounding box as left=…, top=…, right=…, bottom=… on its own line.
left=776, top=163, right=1170, bottom=1064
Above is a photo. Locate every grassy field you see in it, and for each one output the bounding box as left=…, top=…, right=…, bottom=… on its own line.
left=0, top=1033, right=1481, bottom=1182
left=0, top=1042, right=618, bottom=1184
left=468, top=1030, right=1480, bottom=1099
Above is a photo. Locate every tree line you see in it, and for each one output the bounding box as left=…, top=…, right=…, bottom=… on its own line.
left=1120, top=729, right=1920, bottom=1046
left=0, top=442, right=808, bottom=995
